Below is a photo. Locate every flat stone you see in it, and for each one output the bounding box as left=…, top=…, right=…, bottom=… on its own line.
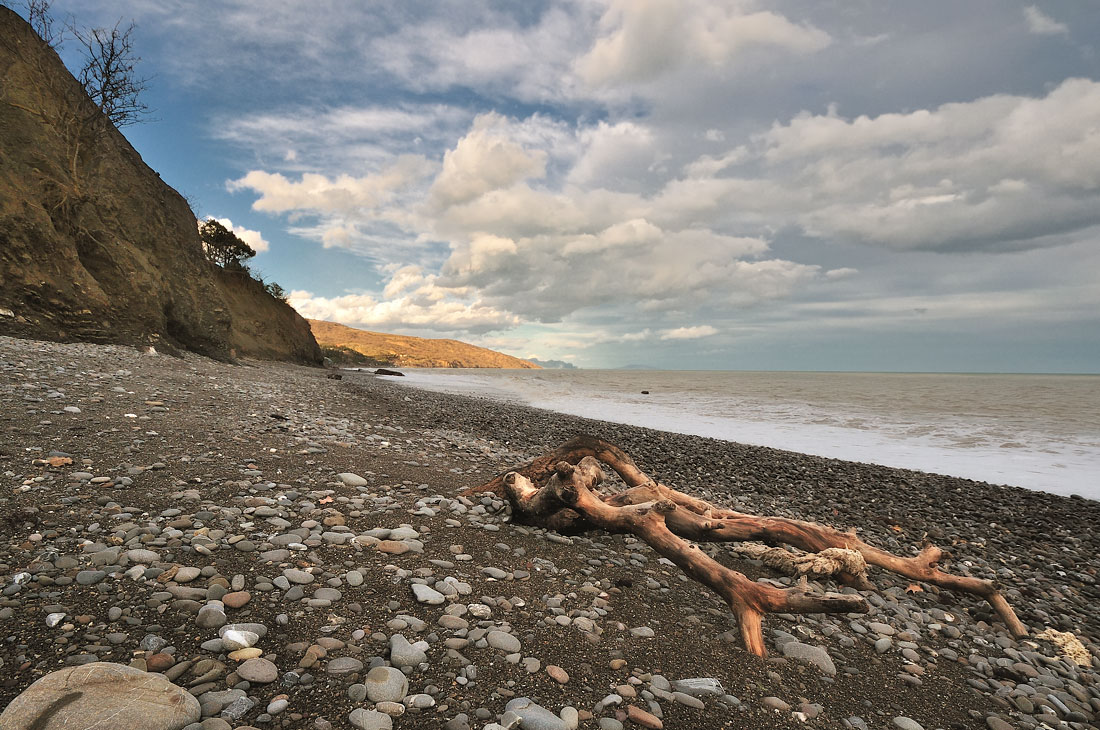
left=487, top=630, right=521, bottom=653
left=223, top=591, right=251, bottom=608
left=76, top=570, right=106, bottom=585
left=626, top=705, right=663, bottom=729
left=389, top=634, right=427, bottom=667
left=670, top=678, right=724, bottom=698
left=672, top=691, right=704, bottom=709
left=892, top=718, right=924, bottom=730
left=236, top=658, right=278, bottom=683
left=504, top=697, right=568, bottom=730
left=125, top=549, right=160, bottom=564
left=0, top=662, right=199, bottom=729
left=349, top=708, right=393, bottom=730
left=781, top=641, right=837, bottom=676
left=411, top=583, right=445, bottom=604
left=175, top=567, right=201, bottom=583
left=365, top=666, right=408, bottom=702
left=762, top=696, right=791, bottom=712
left=546, top=665, right=569, bottom=684
left=338, top=472, right=369, bottom=487
left=377, top=540, right=410, bottom=555
left=326, top=657, right=364, bottom=675
left=283, top=569, right=315, bottom=584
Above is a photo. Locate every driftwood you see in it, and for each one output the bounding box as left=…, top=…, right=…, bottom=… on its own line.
left=467, top=435, right=1026, bottom=657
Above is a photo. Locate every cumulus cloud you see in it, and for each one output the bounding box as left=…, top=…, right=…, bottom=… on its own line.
left=690, top=78, right=1100, bottom=251
left=577, top=0, right=830, bottom=86
left=229, top=155, right=433, bottom=216
left=188, top=1, right=1100, bottom=368
left=661, top=325, right=718, bottom=340
left=288, top=282, right=519, bottom=335
left=1024, top=6, right=1068, bottom=35
left=428, top=113, right=549, bottom=208
left=212, top=217, right=270, bottom=253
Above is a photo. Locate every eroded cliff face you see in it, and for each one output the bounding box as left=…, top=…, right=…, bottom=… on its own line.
left=0, top=8, right=320, bottom=364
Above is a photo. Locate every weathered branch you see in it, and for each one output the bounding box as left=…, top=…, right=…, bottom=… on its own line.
left=476, top=435, right=1028, bottom=644
left=506, top=457, right=868, bottom=656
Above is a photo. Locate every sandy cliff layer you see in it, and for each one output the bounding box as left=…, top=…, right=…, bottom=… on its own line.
left=0, top=8, right=320, bottom=364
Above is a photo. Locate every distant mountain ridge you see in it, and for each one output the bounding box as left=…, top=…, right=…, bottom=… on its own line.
left=528, top=358, right=577, bottom=369
left=309, top=320, right=539, bottom=369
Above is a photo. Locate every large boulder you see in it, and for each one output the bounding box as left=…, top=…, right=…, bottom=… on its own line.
left=0, top=662, right=200, bottom=730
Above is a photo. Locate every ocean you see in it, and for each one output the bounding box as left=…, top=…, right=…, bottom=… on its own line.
left=387, top=368, right=1100, bottom=500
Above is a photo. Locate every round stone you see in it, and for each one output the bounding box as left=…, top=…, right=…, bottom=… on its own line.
left=221, top=629, right=259, bottom=651
left=0, top=662, right=199, bottom=729
left=237, top=657, right=278, bottom=683
left=546, top=665, right=569, bottom=684
left=365, top=666, right=409, bottom=702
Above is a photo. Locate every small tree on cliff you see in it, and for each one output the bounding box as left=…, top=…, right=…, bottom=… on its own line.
left=199, top=218, right=255, bottom=270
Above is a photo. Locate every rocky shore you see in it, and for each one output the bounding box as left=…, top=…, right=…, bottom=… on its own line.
left=1, top=335, right=1097, bottom=730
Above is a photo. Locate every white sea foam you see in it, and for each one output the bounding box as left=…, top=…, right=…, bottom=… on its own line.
left=391, top=369, right=1100, bottom=500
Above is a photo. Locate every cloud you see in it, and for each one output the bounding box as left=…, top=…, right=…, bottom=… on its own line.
left=288, top=280, right=519, bottom=335
left=1024, top=6, right=1068, bottom=35
left=428, top=113, right=549, bottom=208
left=577, top=0, right=830, bottom=86
left=695, top=78, right=1100, bottom=251
left=661, top=325, right=718, bottom=340
left=229, top=156, right=434, bottom=216
left=215, top=104, right=472, bottom=171
left=212, top=217, right=270, bottom=253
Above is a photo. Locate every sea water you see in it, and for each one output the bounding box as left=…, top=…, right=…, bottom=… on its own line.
left=388, top=369, right=1100, bottom=500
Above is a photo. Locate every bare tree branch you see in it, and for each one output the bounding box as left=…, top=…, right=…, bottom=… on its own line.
left=21, top=0, right=63, bottom=47
left=71, top=19, right=151, bottom=127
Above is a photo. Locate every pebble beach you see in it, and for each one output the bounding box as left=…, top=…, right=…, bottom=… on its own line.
left=1, top=335, right=1098, bottom=730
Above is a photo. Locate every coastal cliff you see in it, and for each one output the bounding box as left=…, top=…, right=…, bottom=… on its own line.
left=0, top=8, right=320, bottom=364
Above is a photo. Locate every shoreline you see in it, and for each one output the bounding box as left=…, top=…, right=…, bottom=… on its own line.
left=376, top=367, right=1100, bottom=500
left=1, top=337, right=1098, bottom=730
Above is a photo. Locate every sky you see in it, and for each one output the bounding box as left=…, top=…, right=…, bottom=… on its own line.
left=24, top=1, right=1100, bottom=371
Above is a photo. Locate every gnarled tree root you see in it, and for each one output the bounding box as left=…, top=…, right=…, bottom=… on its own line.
left=469, top=435, right=1027, bottom=654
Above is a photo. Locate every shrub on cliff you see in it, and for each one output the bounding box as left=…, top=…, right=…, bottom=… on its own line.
left=199, top=218, right=256, bottom=270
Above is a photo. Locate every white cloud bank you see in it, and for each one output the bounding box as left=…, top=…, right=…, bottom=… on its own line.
left=234, top=76, right=1100, bottom=339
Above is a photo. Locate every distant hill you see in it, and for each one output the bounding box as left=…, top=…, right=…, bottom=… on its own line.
left=528, top=358, right=577, bottom=369
left=309, top=320, right=539, bottom=369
